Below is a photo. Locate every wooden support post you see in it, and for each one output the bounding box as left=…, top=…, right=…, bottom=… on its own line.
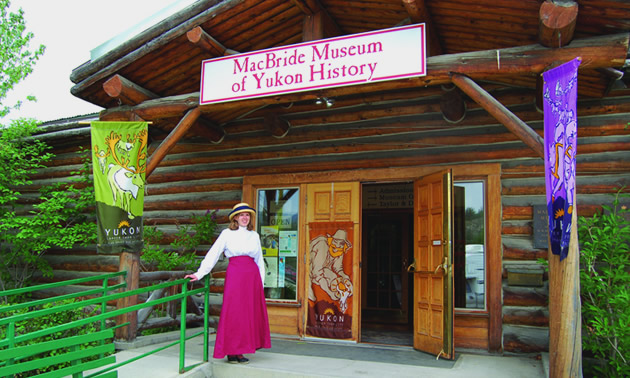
left=548, top=210, right=582, bottom=377
left=450, top=73, right=545, bottom=158
left=303, top=11, right=324, bottom=41
left=166, top=284, right=177, bottom=319
left=402, top=0, right=442, bottom=56
left=146, top=107, right=201, bottom=177
left=536, top=1, right=578, bottom=112
left=293, top=0, right=341, bottom=40
left=116, top=252, right=139, bottom=341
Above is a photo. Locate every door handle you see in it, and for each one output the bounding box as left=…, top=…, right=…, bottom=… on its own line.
left=407, top=259, right=416, bottom=273
left=434, top=256, right=448, bottom=274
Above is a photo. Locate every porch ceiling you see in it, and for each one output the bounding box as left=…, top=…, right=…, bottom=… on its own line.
left=69, top=0, right=630, bottom=137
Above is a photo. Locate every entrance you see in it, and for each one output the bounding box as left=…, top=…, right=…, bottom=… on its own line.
left=248, top=163, right=498, bottom=353
left=360, top=182, right=414, bottom=346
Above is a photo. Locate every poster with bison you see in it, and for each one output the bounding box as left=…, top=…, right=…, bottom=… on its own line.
left=90, top=122, right=148, bottom=254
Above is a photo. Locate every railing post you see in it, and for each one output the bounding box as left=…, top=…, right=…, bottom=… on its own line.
left=179, top=281, right=188, bottom=374
left=71, top=344, right=80, bottom=378
left=101, top=276, right=109, bottom=332
left=99, top=276, right=110, bottom=359
left=6, top=322, right=15, bottom=371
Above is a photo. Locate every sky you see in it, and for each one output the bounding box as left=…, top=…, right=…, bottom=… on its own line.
left=4, top=0, right=190, bottom=123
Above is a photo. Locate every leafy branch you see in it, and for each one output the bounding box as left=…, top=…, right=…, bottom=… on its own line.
left=578, top=188, right=630, bottom=377
left=141, top=210, right=218, bottom=271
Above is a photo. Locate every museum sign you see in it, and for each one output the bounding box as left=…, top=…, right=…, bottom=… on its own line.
left=200, top=24, right=426, bottom=104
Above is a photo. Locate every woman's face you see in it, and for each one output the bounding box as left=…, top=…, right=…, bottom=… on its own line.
left=236, top=212, right=250, bottom=227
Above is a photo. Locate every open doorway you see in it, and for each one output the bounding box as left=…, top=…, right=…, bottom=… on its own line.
left=359, top=179, right=486, bottom=348
left=360, top=182, right=414, bottom=346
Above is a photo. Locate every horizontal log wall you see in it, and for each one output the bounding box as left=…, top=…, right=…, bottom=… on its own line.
left=31, top=83, right=630, bottom=350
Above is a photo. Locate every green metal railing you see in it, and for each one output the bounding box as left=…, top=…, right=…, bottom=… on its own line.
left=0, top=272, right=211, bottom=377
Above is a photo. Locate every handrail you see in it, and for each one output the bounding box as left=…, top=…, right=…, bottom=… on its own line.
left=0, top=271, right=127, bottom=297
left=1, top=283, right=127, bottom=314
left=0, top=271, right=127, bottom=314
left=0, top=273, right=211, bottom=376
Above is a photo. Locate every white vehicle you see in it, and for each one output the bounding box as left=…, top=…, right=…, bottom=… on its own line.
left=465, top=244, right=485, bottom=308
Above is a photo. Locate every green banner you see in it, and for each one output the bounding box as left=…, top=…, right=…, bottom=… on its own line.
left=90, top=121, right=148, bottom=254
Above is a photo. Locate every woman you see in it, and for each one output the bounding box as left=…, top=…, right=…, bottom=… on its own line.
left=185, top=202, right=271, bottom=364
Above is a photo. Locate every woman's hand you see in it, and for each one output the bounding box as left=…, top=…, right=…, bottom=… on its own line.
left=184, top=274, right=198, bottom=282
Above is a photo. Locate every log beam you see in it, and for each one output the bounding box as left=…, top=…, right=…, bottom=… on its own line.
left=137, top=287, right=164, bottom=324
left=102, top=74, right=159, bottom=105
left=186, top=26, right=239, bottom=56
left=535, top=1, right=578, bottom=110
left=503, top=307, right=549, bottom=327
left=402, top=0, right=442, bottom=56
left=303, top=11, right=325, bottom=41
left=291, top=0, right=319, bottom=14
left=451, top=73, right=544, bottom=159
left=146, top=107, right=202, bottom=177
left=293, top=0, right=341, bottom=40
left=100, top=92, right=200, bottom=121
left=140, top=271, right=187, bottom=281
left=538, top=0, right=578, bottom=48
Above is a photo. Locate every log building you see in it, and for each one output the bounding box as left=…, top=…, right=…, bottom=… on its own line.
left=27, top=0, right=630, bottom=360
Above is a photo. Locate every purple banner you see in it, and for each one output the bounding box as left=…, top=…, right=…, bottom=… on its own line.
left=543, top=58, right=580, bottom=260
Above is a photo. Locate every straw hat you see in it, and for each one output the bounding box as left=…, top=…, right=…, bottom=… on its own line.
left=228, top=202, right=256, bottom=221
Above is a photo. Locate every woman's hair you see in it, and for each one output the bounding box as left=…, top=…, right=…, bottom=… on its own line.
left=228, top=216, right=254, bottom=231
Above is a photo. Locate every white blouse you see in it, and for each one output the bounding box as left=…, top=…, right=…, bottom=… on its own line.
left=192, top=226, right=265, bottom=283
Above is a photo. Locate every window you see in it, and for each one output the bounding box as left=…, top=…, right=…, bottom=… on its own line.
left=454, top=181, right=485, bottom=310
left=256, top=188, right=299, bottom=301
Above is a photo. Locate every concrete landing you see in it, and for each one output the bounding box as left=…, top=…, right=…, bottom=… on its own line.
left=97, top=329, right=545, bottom=378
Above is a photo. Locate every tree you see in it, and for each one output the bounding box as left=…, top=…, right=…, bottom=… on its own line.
left=0, top=0, right=45, bottom=119
left=0, top=121, right=97, bottom=294
left=0, top=1, right=96, bottom=295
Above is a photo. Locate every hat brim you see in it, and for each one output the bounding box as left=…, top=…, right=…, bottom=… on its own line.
left=229, top=206, right=256, bottom=221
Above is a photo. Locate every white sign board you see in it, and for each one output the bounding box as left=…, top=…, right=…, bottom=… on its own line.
left=200, top=24, right=426, bottom=104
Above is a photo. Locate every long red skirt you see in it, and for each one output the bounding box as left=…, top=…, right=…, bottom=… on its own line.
left=213, top=255, right=271, bottom=358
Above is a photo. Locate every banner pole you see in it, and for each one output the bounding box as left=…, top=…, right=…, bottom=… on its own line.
left=115, top=251, right=140, bottom=341
left=548, top=209, right=582, bottom=377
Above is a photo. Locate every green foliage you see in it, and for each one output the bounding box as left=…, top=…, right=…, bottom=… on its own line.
left=465, top=207, right=485, bottom=244
left=141, top=210, right=218, bottom=271
left=578, top=189, right=630, bottom=377
left=0, top=299, right=105, bottom=377
left=0, top=122, right=96, bottom=293
left=0, top=0, right=45, bottom=119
